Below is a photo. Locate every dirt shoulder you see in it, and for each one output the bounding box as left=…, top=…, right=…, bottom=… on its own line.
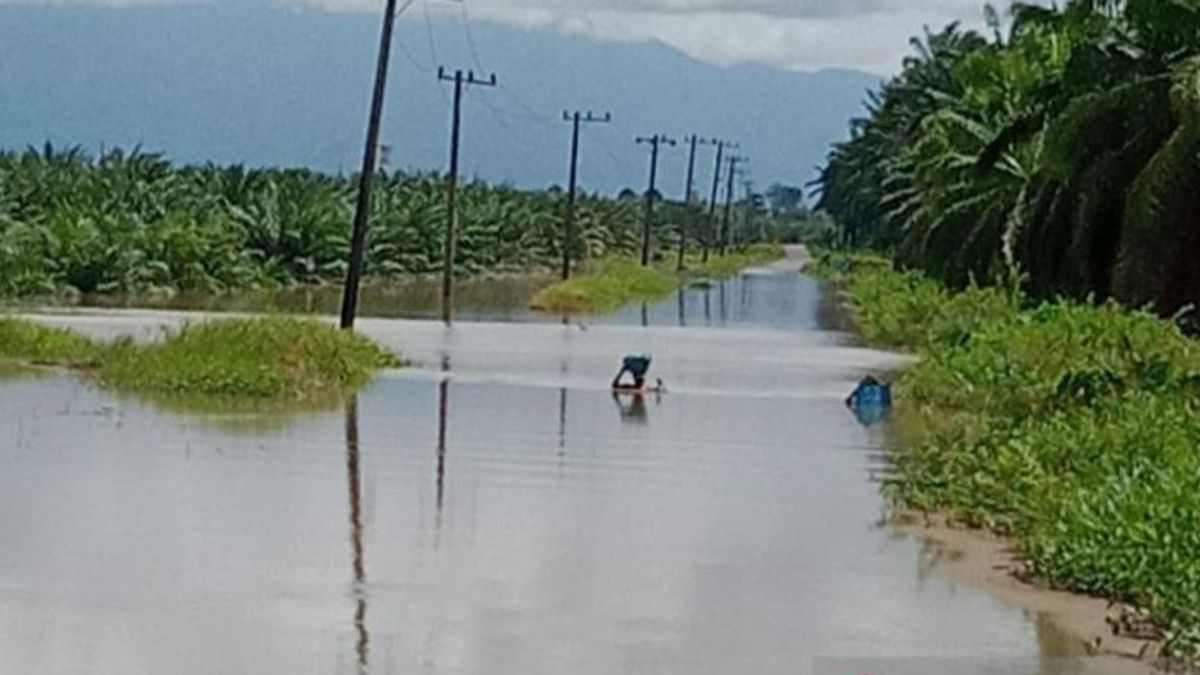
left=891, top=511, right=1164, bottom=671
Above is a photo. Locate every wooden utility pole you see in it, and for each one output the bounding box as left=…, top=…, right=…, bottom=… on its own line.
left=677, top=136, right=716, bottom=271
left=741, top=177, right=756, bottom=249
left=703, top=140, right=737, bottom=263
left=437, top=67, right=497, bottom=325
left=561, top=110, right=611, bottom=280
left=340, top=0, right=401, bottom=330
left=721, top=155, right=747, bottom=255
left=636, top=134, right=677, bottom=266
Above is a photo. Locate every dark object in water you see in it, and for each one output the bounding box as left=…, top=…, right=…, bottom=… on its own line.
left=613, top=354, right=653, bottom=390
left=846, top=375, right=891, bottom=426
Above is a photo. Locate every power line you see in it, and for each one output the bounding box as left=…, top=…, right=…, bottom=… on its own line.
left=561, top=110, right=612, bottom=279
left=341, top=0, right=405, bottom=330
left=636, top=134, right=677, bottom=266
left=437, top=66, right=498, bottom=324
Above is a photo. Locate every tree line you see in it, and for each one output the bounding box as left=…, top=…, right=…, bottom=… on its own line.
left=816, top=0, right=1200, bottom=317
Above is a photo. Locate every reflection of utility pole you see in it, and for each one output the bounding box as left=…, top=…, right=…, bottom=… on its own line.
left=561, top=110, right=611, bottom=280
left=340, top=0, right=401, bottom=330
left=344, top=396, right=368, bottom=672
left=437, top=67, right=498, bottom=325
left=557, top=387, right=568, bottom=456
left=721, top=156, right=747, bottom=256
left=636, top=134, right=677, bottom=266
left=436, top=357, right=451, bottom=524
left=703, top=140, right=737, bottom=263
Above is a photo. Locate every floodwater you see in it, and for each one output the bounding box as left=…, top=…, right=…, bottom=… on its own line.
left=0, top=250, right=1151, bottom=674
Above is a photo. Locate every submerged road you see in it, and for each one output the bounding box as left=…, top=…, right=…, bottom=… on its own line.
left=0, top=247, right=1150, bottom=674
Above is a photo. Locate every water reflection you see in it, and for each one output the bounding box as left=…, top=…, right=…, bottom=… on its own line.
left=612, top=391, right=653, bottom=423
left=436, top=377, right=449, bottom=522
left=344, top=396, right=369, bottom=674
left=557, top=387, right=568, bottom=456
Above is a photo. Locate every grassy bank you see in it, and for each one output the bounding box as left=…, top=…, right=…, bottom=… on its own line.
left=810, top=251, right=1200, bottom=660
left=530, top=244, right=785, bottom=314
left=0, top=316, right=400, bottom=404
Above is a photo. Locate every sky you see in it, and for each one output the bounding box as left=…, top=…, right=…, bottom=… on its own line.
left=449, top=0, right=1003, bottom=74
left=0, top=0, right=1008, bottom=75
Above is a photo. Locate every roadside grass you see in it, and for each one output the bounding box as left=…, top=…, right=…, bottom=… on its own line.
left=530, top=245, right=787, bottom=315
left=530, top=259, right=677, bottom=314
left=810, top=250, right=1200, bottom=661
left=684, top=243, right=786, bottom=279
left=0, top=315, right=401, bottom=405
left=0, top=316, right=101, bottom=366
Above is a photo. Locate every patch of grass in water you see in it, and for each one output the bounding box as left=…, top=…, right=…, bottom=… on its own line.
left=530, top=245, right=786, bottom=315
left=685, top=243, right=785, bottom=279
left=530, top=259, right=676, bottom=314
left=0, top=316, right=100, bottom=366
left=99, top=317, right=402, bottom=402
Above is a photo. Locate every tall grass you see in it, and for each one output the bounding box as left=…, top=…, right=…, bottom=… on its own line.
left=812, top=250, right=1200, bottom=660
left=531, top=245, right=787, bottom=315
left=530, top=259, right=677, bottom=314
left=0, top=316, right=400, bottom=404
left=0, top=316, right=99, bottom=365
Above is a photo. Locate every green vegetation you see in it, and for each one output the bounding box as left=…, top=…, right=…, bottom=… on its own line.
left=0, top=146, right=785, bottom=301
left=816, top=1, right=1200, bottom=319
left=0, top=316, right=99, bottom=365
left=812, top=251, right=1200, bottom=660
left=530, top=259, right=677, bottom=314
left=530, top=244, right=785, bottom=314
left=686, top=243, right=785, bottom=279
left=0, top=315, right=399, bottom=403
left=100, top=318, right=400, bottom=401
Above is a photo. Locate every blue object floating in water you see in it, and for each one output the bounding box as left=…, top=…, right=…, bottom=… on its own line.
left=854, top=382, right=891, bottom=408
left=846, top=376, right=892, bottom=427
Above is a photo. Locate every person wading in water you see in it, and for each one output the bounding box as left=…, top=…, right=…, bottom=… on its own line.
left=611, top=355, right=665, bottom=393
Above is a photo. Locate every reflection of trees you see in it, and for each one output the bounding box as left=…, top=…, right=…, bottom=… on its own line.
left=344, top=396, right=368, bottom=673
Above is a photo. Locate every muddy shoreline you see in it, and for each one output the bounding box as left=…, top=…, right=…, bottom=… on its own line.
left=890, top=510, right=1164, bottom=671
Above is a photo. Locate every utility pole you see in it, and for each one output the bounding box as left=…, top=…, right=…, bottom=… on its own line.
left=676, top=136, right=716, bottom=271
left=561, top=110, right=611, bottom=280
left=437, top=67, right=497, bottom=325
left=636, top=134, right=677, bottom=266
left=703, top=140, right=737, bottom=263
left=721, top=155, right=747, bottom=256
left=741, top=177, right=756, bottom=249
left=340, top=0, right=400, bottom=330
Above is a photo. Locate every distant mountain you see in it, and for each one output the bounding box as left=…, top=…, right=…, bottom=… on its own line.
left=0, top=3, right=878, bottom=196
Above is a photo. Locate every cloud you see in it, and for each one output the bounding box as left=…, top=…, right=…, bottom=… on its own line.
left=0, top=0, right=1015, bottom=74
left=414, top=0, right=1006, bottom=75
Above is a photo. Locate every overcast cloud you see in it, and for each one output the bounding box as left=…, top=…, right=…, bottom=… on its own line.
left=0, top=0, right=1009, bottom=74
left=385, top=0, right=1002, bottom=74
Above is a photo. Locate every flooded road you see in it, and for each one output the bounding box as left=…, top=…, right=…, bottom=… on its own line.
left=0, top=251, right=1151, bottom=674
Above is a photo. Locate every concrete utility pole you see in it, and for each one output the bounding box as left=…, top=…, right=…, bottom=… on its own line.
left=340, top=0, right=401, bottom=330
left=703, top=140, right=737, bottom=263
left=561, top=110, right=611, bottom=280
left=721, top=155, right=747, bottom=256
left=437, top=67, right=497, bottom=325
left=677, top=135, right=717, bottom=271
left=636, top=134, right=677, bottom=266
